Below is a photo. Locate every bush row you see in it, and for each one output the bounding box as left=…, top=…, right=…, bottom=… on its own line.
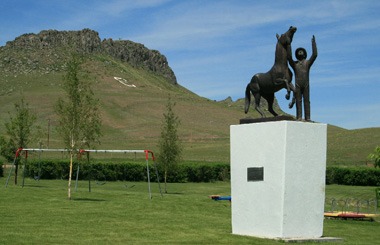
left=171, top=162, right=230, bottom=182
left=21, top=160, right=380, bottom=186
left=326, top=166, right=380, bottom=186
left=24, top=160, right=230, bottom=183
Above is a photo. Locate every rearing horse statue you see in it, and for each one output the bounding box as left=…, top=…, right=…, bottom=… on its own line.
left=245, top=26, right=297, bottom=117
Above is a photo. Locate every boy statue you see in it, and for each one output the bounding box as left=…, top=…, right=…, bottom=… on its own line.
left=287, top=35, right=318, bottom=121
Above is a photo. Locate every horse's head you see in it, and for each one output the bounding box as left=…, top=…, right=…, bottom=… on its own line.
left=277, top=26, right=297, bottom=47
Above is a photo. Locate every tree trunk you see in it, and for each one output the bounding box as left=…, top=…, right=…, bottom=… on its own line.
left=14, top=162, right=19, bottom=185
left=68, top=152, right=73, bottom=200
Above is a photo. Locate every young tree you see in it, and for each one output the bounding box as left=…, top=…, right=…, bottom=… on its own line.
left=368, top=146, right=380, bottom=168
left=0, top=97, right=37, bottom=184
left=55, top=55, right=102, bottom=199
left=157, top=94, right=182, bottom=193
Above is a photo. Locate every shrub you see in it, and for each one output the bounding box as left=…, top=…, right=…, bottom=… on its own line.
left=23, top=160, right=380, bottom=186
left=24, top=160, right=230, bottom=183
left=326, top=166, right=380, bottom=186
left=368, top=146, right=380, bottom=168
left=180, top=163, right=230, bottom=182
left=26, top=160, right=69, bottom=180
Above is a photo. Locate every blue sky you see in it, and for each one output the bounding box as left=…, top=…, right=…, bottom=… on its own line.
left=1, top=0, right=379, bottom=130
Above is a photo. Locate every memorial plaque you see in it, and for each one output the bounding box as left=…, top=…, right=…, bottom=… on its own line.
left=247, top=167, right=264, bottom=182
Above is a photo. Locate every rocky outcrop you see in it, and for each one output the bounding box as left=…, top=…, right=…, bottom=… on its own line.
left=101, top=38, right=175, bottom=83
left=0, top=28, right=177, bottom=84
left=5, top=29, right=102, bottom=52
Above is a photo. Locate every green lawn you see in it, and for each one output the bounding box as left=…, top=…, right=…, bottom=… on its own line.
left=1, top=178, right=379, bottom=244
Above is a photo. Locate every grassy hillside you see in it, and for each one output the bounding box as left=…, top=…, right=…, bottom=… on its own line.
left=327, top=125, right=380, bottom=166
left=0, top=53, right=378, bottom=166
left=0, top=54, right=248, bottom=162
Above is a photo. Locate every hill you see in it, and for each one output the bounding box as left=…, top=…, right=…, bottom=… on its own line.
left=0, top=29, right=378, bottom=166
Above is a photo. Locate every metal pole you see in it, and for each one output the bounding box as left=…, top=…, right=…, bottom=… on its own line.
left=21, top=153, right=27, bottom=187
left=5, top=150, right=20, bottom=187
left=87, top=152, right=91, bottom=193
left=37, top=147, right=42, bottom=180
left=146, top=159, right=152, bottom=199
left=75, top=164, right=80, bottom=192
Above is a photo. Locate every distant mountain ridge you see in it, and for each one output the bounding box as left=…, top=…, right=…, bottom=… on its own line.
left=0, top=28, right=177, bottom=84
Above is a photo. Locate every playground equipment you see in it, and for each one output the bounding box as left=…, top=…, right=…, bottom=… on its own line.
left=78, top=149, right=162, bottom=199
left=209, top=195, right=231, bottom=201
left=324, top=197, right=379, bottom=221
left=5, top=148, right=163, bottom=199
left=324, top=211, right=378, bottom=221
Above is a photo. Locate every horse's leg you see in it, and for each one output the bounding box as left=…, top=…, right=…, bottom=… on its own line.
left=264, top=94, right=278, bottom=117
left=253, top=92, right=265, bottom=117
left=275, top=78, right=291, bottom=100
left=289, top=96, right=296, bottom=109
left=285, top=81, right=291, bottom=100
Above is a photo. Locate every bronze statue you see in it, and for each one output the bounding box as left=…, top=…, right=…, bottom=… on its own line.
left=287, top=35, right=318, bottom=121
left=245, top=26, right=297, bottom=117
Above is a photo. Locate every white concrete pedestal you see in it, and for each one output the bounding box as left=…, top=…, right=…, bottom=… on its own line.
left=230, top=121, right=327, bottom=239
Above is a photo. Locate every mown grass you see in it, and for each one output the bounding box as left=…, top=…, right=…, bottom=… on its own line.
left=1, top=178, right=379, bottom=244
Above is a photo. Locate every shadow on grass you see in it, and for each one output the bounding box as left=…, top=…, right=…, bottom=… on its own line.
left=72, top=198, right=106, bottom=202
left=22, top=184, right=48, bottom=188
left=164, top=192, right=184, bottom=195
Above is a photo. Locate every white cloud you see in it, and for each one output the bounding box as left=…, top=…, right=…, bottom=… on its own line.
left=97, top=0, right=172, bottom=16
